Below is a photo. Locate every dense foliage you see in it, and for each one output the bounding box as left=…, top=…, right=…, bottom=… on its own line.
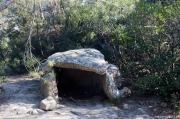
left=123, top=1, right=180, bottom=104
left=0, top=0, right=180, bottom=109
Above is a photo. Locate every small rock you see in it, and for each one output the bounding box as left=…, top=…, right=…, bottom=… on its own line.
left=58, top=104, right=66, bottom=108
left=16, top=111, right=26, bottom=115
left=160, top=102, right=167, bottom=107
left=148, top=106, right=152, bottom=108
left=28, top=110, right=38, bottom=115
left=135, top=114, right=152, bottom=119
left=153, top=108, right=157, bottom=112
left=55, top=112, right=61, bottom=115
left=32, top=110, right=38, bottom=115
left=16, top=106, right=29, bottom=115
left=40, top=96, right=57, bottom=111
left=113, top=106, right=119, bottom=110
left=36, top=109, right=45, bottom=113
left=123, top=103, right=130, bottom=109
left=137, top=108, right=146, bottom=114
left=0, top=89, right=2, bottom=94
left=138, top=101, right=144, bottom=105
left=119, top=87, right=131, bottom=98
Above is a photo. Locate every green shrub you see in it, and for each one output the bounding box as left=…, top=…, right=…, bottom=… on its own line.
left=123, top=1, right=180, bottom=106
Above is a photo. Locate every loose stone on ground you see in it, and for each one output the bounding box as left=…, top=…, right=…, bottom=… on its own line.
left=40, top=96, right=57, bottom=111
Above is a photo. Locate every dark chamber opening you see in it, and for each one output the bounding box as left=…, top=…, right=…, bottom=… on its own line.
left=54, top=67, right=105, bottom=99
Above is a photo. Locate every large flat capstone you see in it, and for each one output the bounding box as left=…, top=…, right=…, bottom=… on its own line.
left=42, top=48, right=108, bottom=75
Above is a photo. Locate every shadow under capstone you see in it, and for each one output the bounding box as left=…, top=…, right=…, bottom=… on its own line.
left=54, top=67, right=107, bottom=100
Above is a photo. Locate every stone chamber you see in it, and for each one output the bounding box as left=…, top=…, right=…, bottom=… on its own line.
left=40, top=48, right=130, bottom=102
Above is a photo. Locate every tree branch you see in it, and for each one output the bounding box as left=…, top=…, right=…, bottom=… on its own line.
left=0, top=0, right=15, bottom=12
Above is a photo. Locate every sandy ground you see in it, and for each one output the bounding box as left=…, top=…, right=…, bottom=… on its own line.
left=0, top=75, right=178, bottom=119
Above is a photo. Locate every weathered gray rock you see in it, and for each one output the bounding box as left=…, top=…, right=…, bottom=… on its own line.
left=42, top=48, right=108, bottom=75
left=15, top=107, right=29, bottom=115
left=28, top=110, right=38, bottom=115
left=36, top=109, right=46, bottom=113
left=119, top=87, right=131, bottom=98
left=123, top=103, right=131, bottom=110
left=106, top=64, right=121, bottom=88
left=40, top=72, right=58, bottom=99
left=137, top=108, right=146, bottom=114
left=134, top=114, right=153, bottom=119
left=40, top=96, right=57, bottom=111
left=103, top=72, right=120, bottom=102
left=40, top=48, right=127, bottom=102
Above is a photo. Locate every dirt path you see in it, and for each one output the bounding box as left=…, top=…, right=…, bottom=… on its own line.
left=0, top=75, right=178, bottom=119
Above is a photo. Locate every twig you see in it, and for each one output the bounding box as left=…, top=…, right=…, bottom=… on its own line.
left=70, top=111, right=83, bottom=116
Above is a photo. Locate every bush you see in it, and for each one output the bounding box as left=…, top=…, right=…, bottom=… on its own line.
left=121, top=1, right=180, bottom=103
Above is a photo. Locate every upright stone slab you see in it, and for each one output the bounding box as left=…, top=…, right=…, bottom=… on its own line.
left=40, top=72, right=58, bottom=99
